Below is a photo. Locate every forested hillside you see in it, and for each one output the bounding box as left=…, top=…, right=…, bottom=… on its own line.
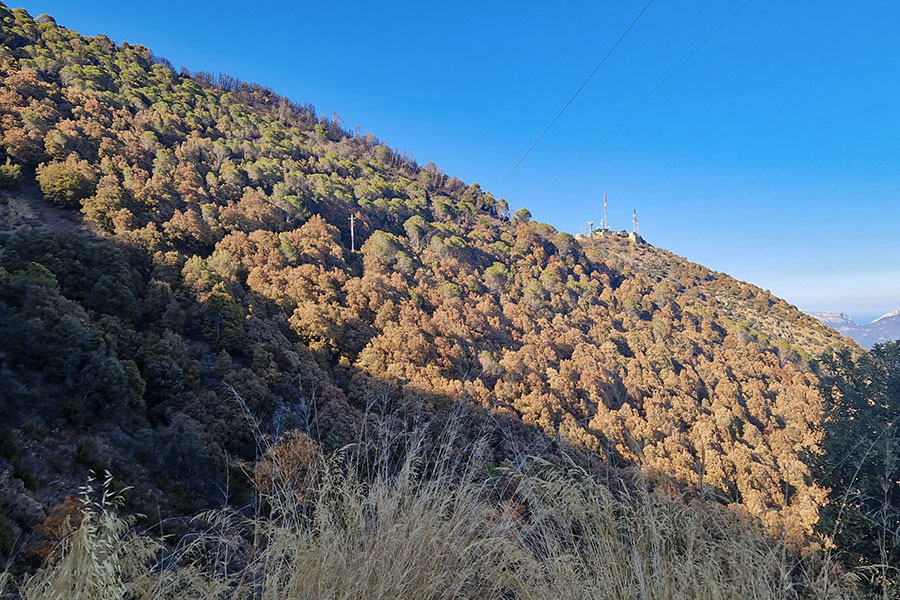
left=0, top=2, right=855, bottom=560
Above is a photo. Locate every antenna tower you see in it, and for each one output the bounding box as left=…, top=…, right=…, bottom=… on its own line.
left=600, top=193, right=609, bottom=231
left=632, top=209, right=639, bottom=235
left=587, top=221, right=594, bottom=237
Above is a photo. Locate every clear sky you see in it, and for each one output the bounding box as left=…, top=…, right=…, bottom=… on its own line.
left=12, top=0, right=900, bottom=322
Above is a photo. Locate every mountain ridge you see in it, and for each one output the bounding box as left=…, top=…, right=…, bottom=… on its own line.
left=809, top=309, right=900, bottom=348
left=872, top=308, right=900, bottom=323
left=0, top=1, right=857, bottom=558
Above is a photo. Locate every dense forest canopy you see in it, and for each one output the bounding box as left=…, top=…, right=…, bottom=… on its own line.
left=0, top=2, right=856, bottom=561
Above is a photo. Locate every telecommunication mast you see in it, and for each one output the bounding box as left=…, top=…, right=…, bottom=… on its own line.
left=600, top=193, right=610, bottom=232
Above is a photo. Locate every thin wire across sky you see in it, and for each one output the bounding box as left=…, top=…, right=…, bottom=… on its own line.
left=501, top=0, right=656, bottom=183
left=547, top=0, right=752, bottom=189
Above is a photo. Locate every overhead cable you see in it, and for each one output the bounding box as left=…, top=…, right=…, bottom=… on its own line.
left=548, top=0, right=752, bottom=188
left=502, top=0, right=656, bottom=182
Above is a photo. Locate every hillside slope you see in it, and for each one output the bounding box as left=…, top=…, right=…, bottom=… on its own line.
left=0, top=3, right=854, bottom=553
left=597, top=234, right=854, bottom=358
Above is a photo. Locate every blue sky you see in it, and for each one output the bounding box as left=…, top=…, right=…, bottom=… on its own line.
left=14, top=1, right=900, bottom=322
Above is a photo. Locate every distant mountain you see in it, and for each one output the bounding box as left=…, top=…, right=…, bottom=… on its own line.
left=810, top=312, right=857, bottom=329
left=809, top=310, right=900, bottom=348
left=873, top=309, right=900, bottom=324
left=808, top=312, right=860, bottom=339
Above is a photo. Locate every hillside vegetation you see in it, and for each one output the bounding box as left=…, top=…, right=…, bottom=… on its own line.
left=0, top=1, right=857, bottom=577
left=2, top=424, right=851, bottom=600
left=597, top=234, right=848, bottom=359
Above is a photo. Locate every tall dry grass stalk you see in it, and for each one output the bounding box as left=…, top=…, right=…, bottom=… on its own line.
left=13, top=472, right=226, bottom=600
left=510, top=460, right=850, bottom=600
left=3, top=420, right=854, bottom=600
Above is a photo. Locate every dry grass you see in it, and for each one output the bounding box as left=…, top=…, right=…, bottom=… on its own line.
left=511, top=462, right=849, bottom=600
left=2, top=423, right=854, bottom=600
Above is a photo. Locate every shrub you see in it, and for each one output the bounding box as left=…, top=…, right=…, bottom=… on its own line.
left=0, top=159, right=23, bottom=189
left=483, top=262, right=509, bottom=293
left=11, top=456, right=37, bottom=489
left=439, top=282, right=461, bottom=299
left=35, top=154, right=98, bottom=206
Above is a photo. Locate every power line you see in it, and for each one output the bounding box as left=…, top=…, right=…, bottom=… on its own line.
left=502, top=0, right=656, bottom=183
left=547, top=0, right=752, bottom=188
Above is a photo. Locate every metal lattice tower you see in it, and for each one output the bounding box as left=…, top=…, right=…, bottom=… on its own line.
left=632, top=209, right=639, bottom=235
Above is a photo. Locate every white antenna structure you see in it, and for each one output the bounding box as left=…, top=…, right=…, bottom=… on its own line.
left=600, top=193, right=610, bottom=231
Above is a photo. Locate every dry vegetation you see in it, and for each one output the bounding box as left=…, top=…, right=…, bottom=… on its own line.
left=2, top=419, right=854, bottom=600
left=0, top=5, right=886, bottom=597
left=589, top=234, right=855, bottom=359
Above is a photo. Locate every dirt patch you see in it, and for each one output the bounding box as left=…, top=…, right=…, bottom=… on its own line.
left=0, top=183, right=89, bottom=234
